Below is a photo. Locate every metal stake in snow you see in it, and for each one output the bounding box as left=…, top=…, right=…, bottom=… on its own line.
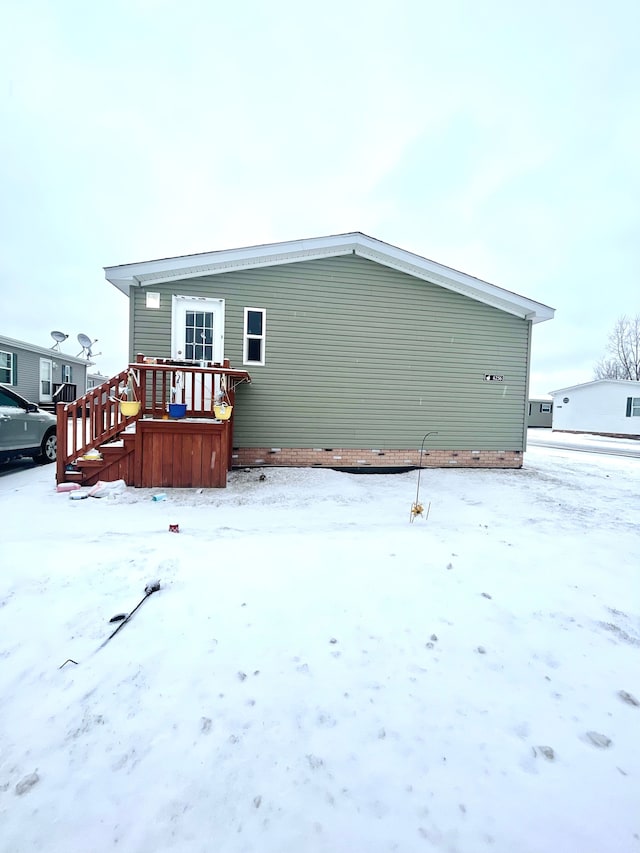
left=410, top=431, right=438, bottom=522
left=59, top=581, right=161, bottom=667
left=98, top=580, right=161, bottom=650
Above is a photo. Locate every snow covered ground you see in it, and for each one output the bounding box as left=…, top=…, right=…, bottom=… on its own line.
left=1, top=437, right=639, bottom=853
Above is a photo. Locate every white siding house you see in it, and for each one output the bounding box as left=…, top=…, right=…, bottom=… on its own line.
left=0, top=334, right=88, bottom=406
left=550, top=380, right=640, bottom=436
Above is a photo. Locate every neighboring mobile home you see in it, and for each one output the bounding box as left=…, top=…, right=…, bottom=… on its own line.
left=104, top=232, right=555, bottom=470
left=0, top=334, right=88, bottom=408
left=527, top=397, right=553, bottom=428
left=550, top=380, right=640, bottom=437
left=87, top=372, right=109, bottom=390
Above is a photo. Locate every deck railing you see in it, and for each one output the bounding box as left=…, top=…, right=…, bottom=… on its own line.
left=56, top=355, right=250, bottom=483
left=52, top=382, right=77, bottom=403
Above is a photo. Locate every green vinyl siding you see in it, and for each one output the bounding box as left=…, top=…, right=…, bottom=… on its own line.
left=131, top=255, right=531, bottom=450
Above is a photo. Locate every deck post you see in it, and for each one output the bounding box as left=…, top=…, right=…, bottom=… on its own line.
left=55, top=402, right=67, bottom=484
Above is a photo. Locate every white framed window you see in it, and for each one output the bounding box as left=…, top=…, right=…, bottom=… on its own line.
left=0, top=350, right=14, bottom=384
left=540, top=403, right=551, bottom=413
left=62, top=364, right=72, bottom=383
left=629, top=397, right=640, bottom=417
left=243, top=308, right=266, bottom=365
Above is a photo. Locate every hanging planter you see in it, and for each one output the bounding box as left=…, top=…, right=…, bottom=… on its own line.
left=120, top=400, right=141, bottom=416
left=213, top=402, right=233, bottom=420
left=213, top=376, right=233, bottom=420
left=118, top=370, right=141, bottom=417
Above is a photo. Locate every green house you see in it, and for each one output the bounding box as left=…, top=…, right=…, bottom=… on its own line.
left=105, top=232, right=554, bottom=470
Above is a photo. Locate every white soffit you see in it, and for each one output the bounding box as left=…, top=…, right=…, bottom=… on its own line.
left=104, top=233, right=555, bottom=324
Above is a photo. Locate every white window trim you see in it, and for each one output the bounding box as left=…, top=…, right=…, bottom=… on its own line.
left=243, top=307, right=266, bottom=366
left=0, top=350, right=13, bottom=384
left=631, top=397, right=640, bottom=417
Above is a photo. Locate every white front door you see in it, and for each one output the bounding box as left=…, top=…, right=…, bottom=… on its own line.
left=171, top=295, right=225, bottom=363
left=171, top=295, right=225, bottom=410
left=39, top=358, right=53, bottom=403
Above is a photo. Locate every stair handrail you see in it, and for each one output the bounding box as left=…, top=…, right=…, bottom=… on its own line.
left=56, top=368, right=141, bottom=484
left=56, top=357, right=252, bottom=483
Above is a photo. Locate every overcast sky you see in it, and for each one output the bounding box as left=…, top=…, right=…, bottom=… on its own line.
left=1, top=0, right=638, bottom=395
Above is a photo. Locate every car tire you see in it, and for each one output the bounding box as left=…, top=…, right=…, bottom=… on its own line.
left=37, top=429, right=57, bottom=464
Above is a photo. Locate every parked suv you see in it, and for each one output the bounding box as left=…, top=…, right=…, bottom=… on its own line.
left=0, top=384, right=57, bottom=464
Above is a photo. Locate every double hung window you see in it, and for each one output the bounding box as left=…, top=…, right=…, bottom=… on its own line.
left=244, top=308, right=266, bottom=365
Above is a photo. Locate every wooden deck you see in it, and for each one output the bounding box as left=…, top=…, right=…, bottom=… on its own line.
left=56, top=355, right=250, bottom=488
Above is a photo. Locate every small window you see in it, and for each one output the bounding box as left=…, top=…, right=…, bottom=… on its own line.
left=540, top=403, right=551, bottom=413
left=62, top=365, right=72, bottom=383
left=243, top=308, right=266, bottom=365
left=0, top=351, right=13, bottom=384
left=630, top=398, right=640, bottom=417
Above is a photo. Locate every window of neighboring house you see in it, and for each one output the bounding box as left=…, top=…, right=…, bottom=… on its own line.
left=540, top=403, right=552, bottom=413
left=628, top=397, right=640, bottom=417
left=0, top=351, right=14, bottom=384
left=243, top=308, right=266, bottom=365
left=62, top=365, right=72, bottom=383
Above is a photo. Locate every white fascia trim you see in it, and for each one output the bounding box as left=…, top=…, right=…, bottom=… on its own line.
left=353, top=244, right=554, bottom=323
left=0, top=335, right=89, bottom=365
left=137, top=246, right=355, bottom=288
left=104, top=235, right=360, bottom=293
left=104, top=231, right=554, bottom=323
left=549, top=379, right=640, bottom=395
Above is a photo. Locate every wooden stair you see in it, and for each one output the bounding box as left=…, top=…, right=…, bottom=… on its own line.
left=64, top=431, right=137, bottom=487
left=56, top=356, right=251, bottom=489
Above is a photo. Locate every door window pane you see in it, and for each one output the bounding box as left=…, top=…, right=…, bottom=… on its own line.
left=185, top=311, right=214, bottom=361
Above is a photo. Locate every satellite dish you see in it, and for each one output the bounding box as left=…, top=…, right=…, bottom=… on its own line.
left=77, top=333, right=98, bottom=359
left=50, top=330, right=68, bottom=350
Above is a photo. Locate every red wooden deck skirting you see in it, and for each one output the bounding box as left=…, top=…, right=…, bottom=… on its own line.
left=135, top=419, right=230, bottom=488
left=56, top=355, right=250, bottom=488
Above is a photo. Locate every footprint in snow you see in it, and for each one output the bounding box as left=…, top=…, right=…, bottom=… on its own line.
left=15, top=773, right=39, bottom=796
left=584, top=731, right=612, bottom=749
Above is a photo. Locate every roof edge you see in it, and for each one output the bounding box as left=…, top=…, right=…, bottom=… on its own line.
left=0, top=334, right=90, bottom=365
left=549, top=379, right=640, bottom=394
left=104, top=232, right=555, bottom=324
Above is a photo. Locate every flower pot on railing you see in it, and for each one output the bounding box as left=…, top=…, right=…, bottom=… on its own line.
left=168, top=403, right=187, bottom=419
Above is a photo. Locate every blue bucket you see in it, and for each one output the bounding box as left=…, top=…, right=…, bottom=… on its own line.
left=168, top=403, right=187, bottom=418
